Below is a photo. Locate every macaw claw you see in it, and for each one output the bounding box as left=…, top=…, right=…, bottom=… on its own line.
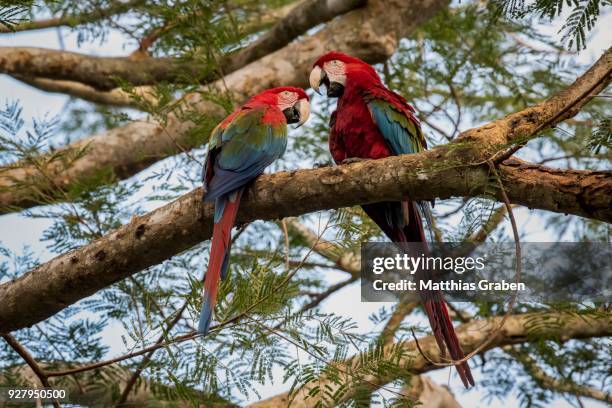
left=313, top=161, right=332, bottom=168
left=341, top=157, right=366, bottom=165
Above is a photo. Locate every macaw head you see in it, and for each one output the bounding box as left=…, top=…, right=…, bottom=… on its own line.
left=310, top=51, right=380, bottom=98
left=249, top=87, right=311, bottom=127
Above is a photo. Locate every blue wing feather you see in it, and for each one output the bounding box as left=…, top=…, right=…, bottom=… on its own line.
left=368, top=98, right=434, bottom=230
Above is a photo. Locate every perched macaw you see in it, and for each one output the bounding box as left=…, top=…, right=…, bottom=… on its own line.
left=310, top=51, right=474, bottom=388
left=199, top=87, right=310, bottom=335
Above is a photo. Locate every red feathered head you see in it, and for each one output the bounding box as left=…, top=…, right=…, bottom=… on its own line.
left=247, top=86, right=310, bottom=127
left=310, top=51, right=380, bottom=97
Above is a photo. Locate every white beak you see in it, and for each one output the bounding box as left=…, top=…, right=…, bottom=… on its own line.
left=309, top=65, right=323, bottom=95
left=295, top=98, right=310, bottom=128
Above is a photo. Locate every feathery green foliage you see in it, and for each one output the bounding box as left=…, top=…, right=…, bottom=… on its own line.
left=495, top=0, right=611, bottom=50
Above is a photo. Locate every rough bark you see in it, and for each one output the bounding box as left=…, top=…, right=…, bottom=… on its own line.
left=0, top=156, right=609, bottom=333
left=0, top=0, right=366, bottom=90
left=0, top=0, right=451, bottom=213
left=249, top=312, right=612, bottom=407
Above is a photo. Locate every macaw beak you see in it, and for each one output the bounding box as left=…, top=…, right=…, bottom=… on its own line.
left=310, top=65, right=343, bottom=98
left=309, top=65, right=324, bottom=95
left=294, top=98, right=310, bottom=128
left=283, top=98, right=310, bottom=128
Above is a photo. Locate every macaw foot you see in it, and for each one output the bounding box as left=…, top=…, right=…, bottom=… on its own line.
left=341, top=157, right=366, bottom=165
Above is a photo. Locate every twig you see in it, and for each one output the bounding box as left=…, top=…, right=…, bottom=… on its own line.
left=274, top=276, right=357, bottom=331
left=116, top=223, right=252, bottom=401
left=2, top=334, right=61, bottom=408
left=380, top=300, right=419, bottom=345
left=281, top=218, right=290, bottom=272
left=115, top=301, right=189, bottom=406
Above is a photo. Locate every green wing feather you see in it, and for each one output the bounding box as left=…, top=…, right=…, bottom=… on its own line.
left=367, top=99, right=425, bottom=156
left=203, top=105, right=287, bottom=201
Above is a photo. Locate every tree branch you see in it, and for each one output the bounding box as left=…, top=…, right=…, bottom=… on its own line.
left=0, top=0, right=451, bottom=212
left=2, top=334, right=61, bottom=408
left=0, top=156, right=609, bottom=333
left=379, top=300, right=419, bottom=345
left=285, top=218, right=360, bottom=276
left=249, top=312, right=611, bottom=407
left=503, top=346, right=611, bottom=404
left=0, top=0, right=366, bottom=90
left=0, top=0, right=145, bottom=34
left=12, top=75, right=155, bottom=108
left=402, top=375, right=462, bottom=408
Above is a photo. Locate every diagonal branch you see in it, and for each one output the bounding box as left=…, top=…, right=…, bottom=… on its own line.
left=0, top=0, right=146, bottom=33
left=0, top=0, right=366, bottom=91
left=0, top=0, right=451, bottom=213
left=285, top=218, right=360, bottom=276
left=13, top=75, right=155, bottom=108
left=0, top=157, right=609, bottom=333
left=2, top=334, right=61, bottom=408
left=503, top=346, right=611, bottom=404
left=249, top=312, right=611, bottom=407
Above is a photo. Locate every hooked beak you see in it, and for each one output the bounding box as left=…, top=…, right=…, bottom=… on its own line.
left=309, top=65, right=343, bottom=98
left=283, top=98, right=310, bottom=128
left=309, top=66, right=323, bottom=95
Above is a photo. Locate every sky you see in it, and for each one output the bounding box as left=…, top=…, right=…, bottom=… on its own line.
left=0, top=3, right=610, bottom=407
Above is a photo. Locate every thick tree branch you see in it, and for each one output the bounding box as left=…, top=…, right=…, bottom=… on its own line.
left=0, top=0, right=366, bottom=90
left=0, top=0, right=450, bottom=212
left=13, top=75, right=155, bottom=107
left=0, top=0, right=145, bottom=34
left=224, top=0, right=366, bottom=72
left=0, top=156, right=609, bottom=333
left=8, top=1, right=306, bottom=107
left=249, top=312, right=611, bottom=407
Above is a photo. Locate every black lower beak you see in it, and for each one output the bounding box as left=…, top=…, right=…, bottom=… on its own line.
left=283, top=107, right=300, bottom=124
left=327, top=81, right=344, bottom=98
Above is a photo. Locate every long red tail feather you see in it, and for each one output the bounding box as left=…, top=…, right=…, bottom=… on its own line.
left=198, top=189, right=242, bottom=335
left=363, top=201, right=475, bottom=388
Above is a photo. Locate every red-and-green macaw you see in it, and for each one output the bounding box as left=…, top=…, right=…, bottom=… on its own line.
left=309, top=51, right=474, bottom=388
left=199, top=87, right=310, bottom=335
